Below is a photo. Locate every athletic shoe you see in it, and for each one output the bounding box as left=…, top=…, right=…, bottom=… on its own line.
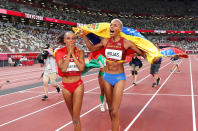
left=170, top=70, right=173, bottom=72
left=100, top=103, right=105, bottom=112
left=41, top=95, right=48, bottom=100
left=56, top=87, right=60, bottom=93
left=152, top=83, right=157, bottom=88
left=156, top=77, right=161, bottom=85
left=133, top=82, right=137, bottom=86
left=106, top=102, right=109, bottom=110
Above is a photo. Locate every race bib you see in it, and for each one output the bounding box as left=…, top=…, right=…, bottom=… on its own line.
left=105, top=49, right=122, bottom=60
left=66, top=62, right=80, bottom=72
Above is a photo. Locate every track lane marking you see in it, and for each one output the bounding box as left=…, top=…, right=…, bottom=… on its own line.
left=189, top=56, right=197, bottom=131
left=124, top=61, right=181, bottom=131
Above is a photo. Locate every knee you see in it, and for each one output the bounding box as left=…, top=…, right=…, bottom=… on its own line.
left=72, top=119, right=80, bottom=126
left=110, top=108, right=119, bottom=119
left=131, top=71, right=135, bottom=75
left=134, top=71, right=138, bottom=75
left=44, top=83, right=48, bottom=87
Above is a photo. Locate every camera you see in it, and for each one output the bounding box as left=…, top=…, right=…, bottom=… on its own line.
left=37, top=44, right=50, bottom=64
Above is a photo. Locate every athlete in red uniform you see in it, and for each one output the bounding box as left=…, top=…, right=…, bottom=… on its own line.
left=80, top=19, right=144, bottom=131
left=54, top=31, right=85, bottom=131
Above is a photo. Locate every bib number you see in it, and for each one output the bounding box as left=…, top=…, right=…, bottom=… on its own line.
left=105, top=49, right=122, bottom=60
left=66, top=62, right=80, bottom=72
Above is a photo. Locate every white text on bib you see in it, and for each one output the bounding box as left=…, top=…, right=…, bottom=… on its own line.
left=66, top=62, right=80, bottom=72
left=105, top=49, right=122, bottom=60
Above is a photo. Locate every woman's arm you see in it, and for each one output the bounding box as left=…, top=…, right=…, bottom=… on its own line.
left=82, top=35, right=106, bottom=52
left=124, top=39, right=145, bottom=58
left=58, top=52, right=71, bottom=73
left=72, top=50, right=85, bottom=71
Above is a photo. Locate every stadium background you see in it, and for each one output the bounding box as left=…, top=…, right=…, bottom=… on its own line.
left=0, top=0, right=198, bottom=66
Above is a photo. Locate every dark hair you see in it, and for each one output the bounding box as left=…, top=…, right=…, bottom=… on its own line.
left=56, top=32, right=65, bottom=45
left=56, top=31, right=75, bottom=45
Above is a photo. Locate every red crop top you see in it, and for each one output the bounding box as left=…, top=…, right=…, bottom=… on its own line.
left=105, top=37, right=126, bottom=62
left=54, top=47, right=81, bottom=77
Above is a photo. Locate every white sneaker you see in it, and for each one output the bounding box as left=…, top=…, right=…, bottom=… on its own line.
left=100, top=103, right=105, bottom=112
left=106, top=102, right=109, bottom=110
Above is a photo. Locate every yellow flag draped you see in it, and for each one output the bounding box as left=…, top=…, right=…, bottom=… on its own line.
left=73, top=23, right=162, bottom=64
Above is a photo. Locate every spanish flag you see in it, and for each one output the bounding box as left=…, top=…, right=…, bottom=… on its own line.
left=73, top=23, right=162, bottom=64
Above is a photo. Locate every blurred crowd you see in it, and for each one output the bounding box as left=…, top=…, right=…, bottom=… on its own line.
left=148, top=36, right=198, bottom=50
left=0, top=0, right=197, bottom=30
left=0, top=22, right=89, bottom=53
left=0, top=0, right=197, bottom=53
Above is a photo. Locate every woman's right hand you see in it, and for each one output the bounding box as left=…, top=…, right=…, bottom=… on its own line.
left=67, top=44, right=74, bottom=56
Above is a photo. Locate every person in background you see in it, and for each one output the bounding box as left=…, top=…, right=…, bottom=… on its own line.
left=40, top=48, right=60, bottom=100
left=150, top=57, right=162, bottom=88
left=129, top=53, right=142, bottom=86
left=8, top=57, right=17, bottom=67
left=170, top=55, right=181, bottom=73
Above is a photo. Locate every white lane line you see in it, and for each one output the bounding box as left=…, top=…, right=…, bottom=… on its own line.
left=0, top=71, right=103, bottom=98
left=20, top=91, right=44, bottom=94
left=55, top=61, right=171, bottom=131
left=124, top=61, right=180, bottom=131
left=0, top=85, right=101, bottom=127
left=86, top=92, right=196, bottom=97
left=55, top=71, right=150, bottom=131
left=0, top=101, right=64, bottom=127
left=189, top=56, right=197, bottom=131
left=55, top=104, right=100, bottom=131
left=0, top=77, right=100, bottom=109
left=124, top=62, right=171, bottom=92
left=0, top=90, right=59, bottom=109
left=0, top=60, right=165, bottom=128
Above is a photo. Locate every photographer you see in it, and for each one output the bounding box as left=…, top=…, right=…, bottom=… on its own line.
left=39, top=45, right=60, bottom=100
left=129, top=53, right=143, bottom=86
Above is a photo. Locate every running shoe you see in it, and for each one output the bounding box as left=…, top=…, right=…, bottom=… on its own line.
left=133, top=82, right=137, bottom=86
left=156, top=77, right=161, bottom=85
left=56, top=87, right=60, bottom=93
left=100, top=103, right=105, bottom=112
left=41, top=95, right=48, bottom=100
left=170, top=70, right=173, bottom=72
left=106, top=102, right=109, bottom=110
left=152, top=83, right=157, bottom=88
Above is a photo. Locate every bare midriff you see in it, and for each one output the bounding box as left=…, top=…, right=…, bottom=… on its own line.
left=105, top=61, right=124, bottom=74
left=62, top=75, right=81, bottom=83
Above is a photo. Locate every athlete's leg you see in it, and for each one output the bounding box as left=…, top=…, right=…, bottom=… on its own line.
left=42, top=74, right=49, bottom=100
left=49, top=72, right=60, bottom=93
left=62, top=87, right=73, bottom=117
left=98, top=69, right=105, bottom=111
left=73, top=84, right=84, bottom=131
left=103, top=79, right=113, bottom=118
left=111, top=80, right=125, bottom=131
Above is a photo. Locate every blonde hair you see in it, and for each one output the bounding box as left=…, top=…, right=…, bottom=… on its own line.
left=111, top=19, right=123, bottom=28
